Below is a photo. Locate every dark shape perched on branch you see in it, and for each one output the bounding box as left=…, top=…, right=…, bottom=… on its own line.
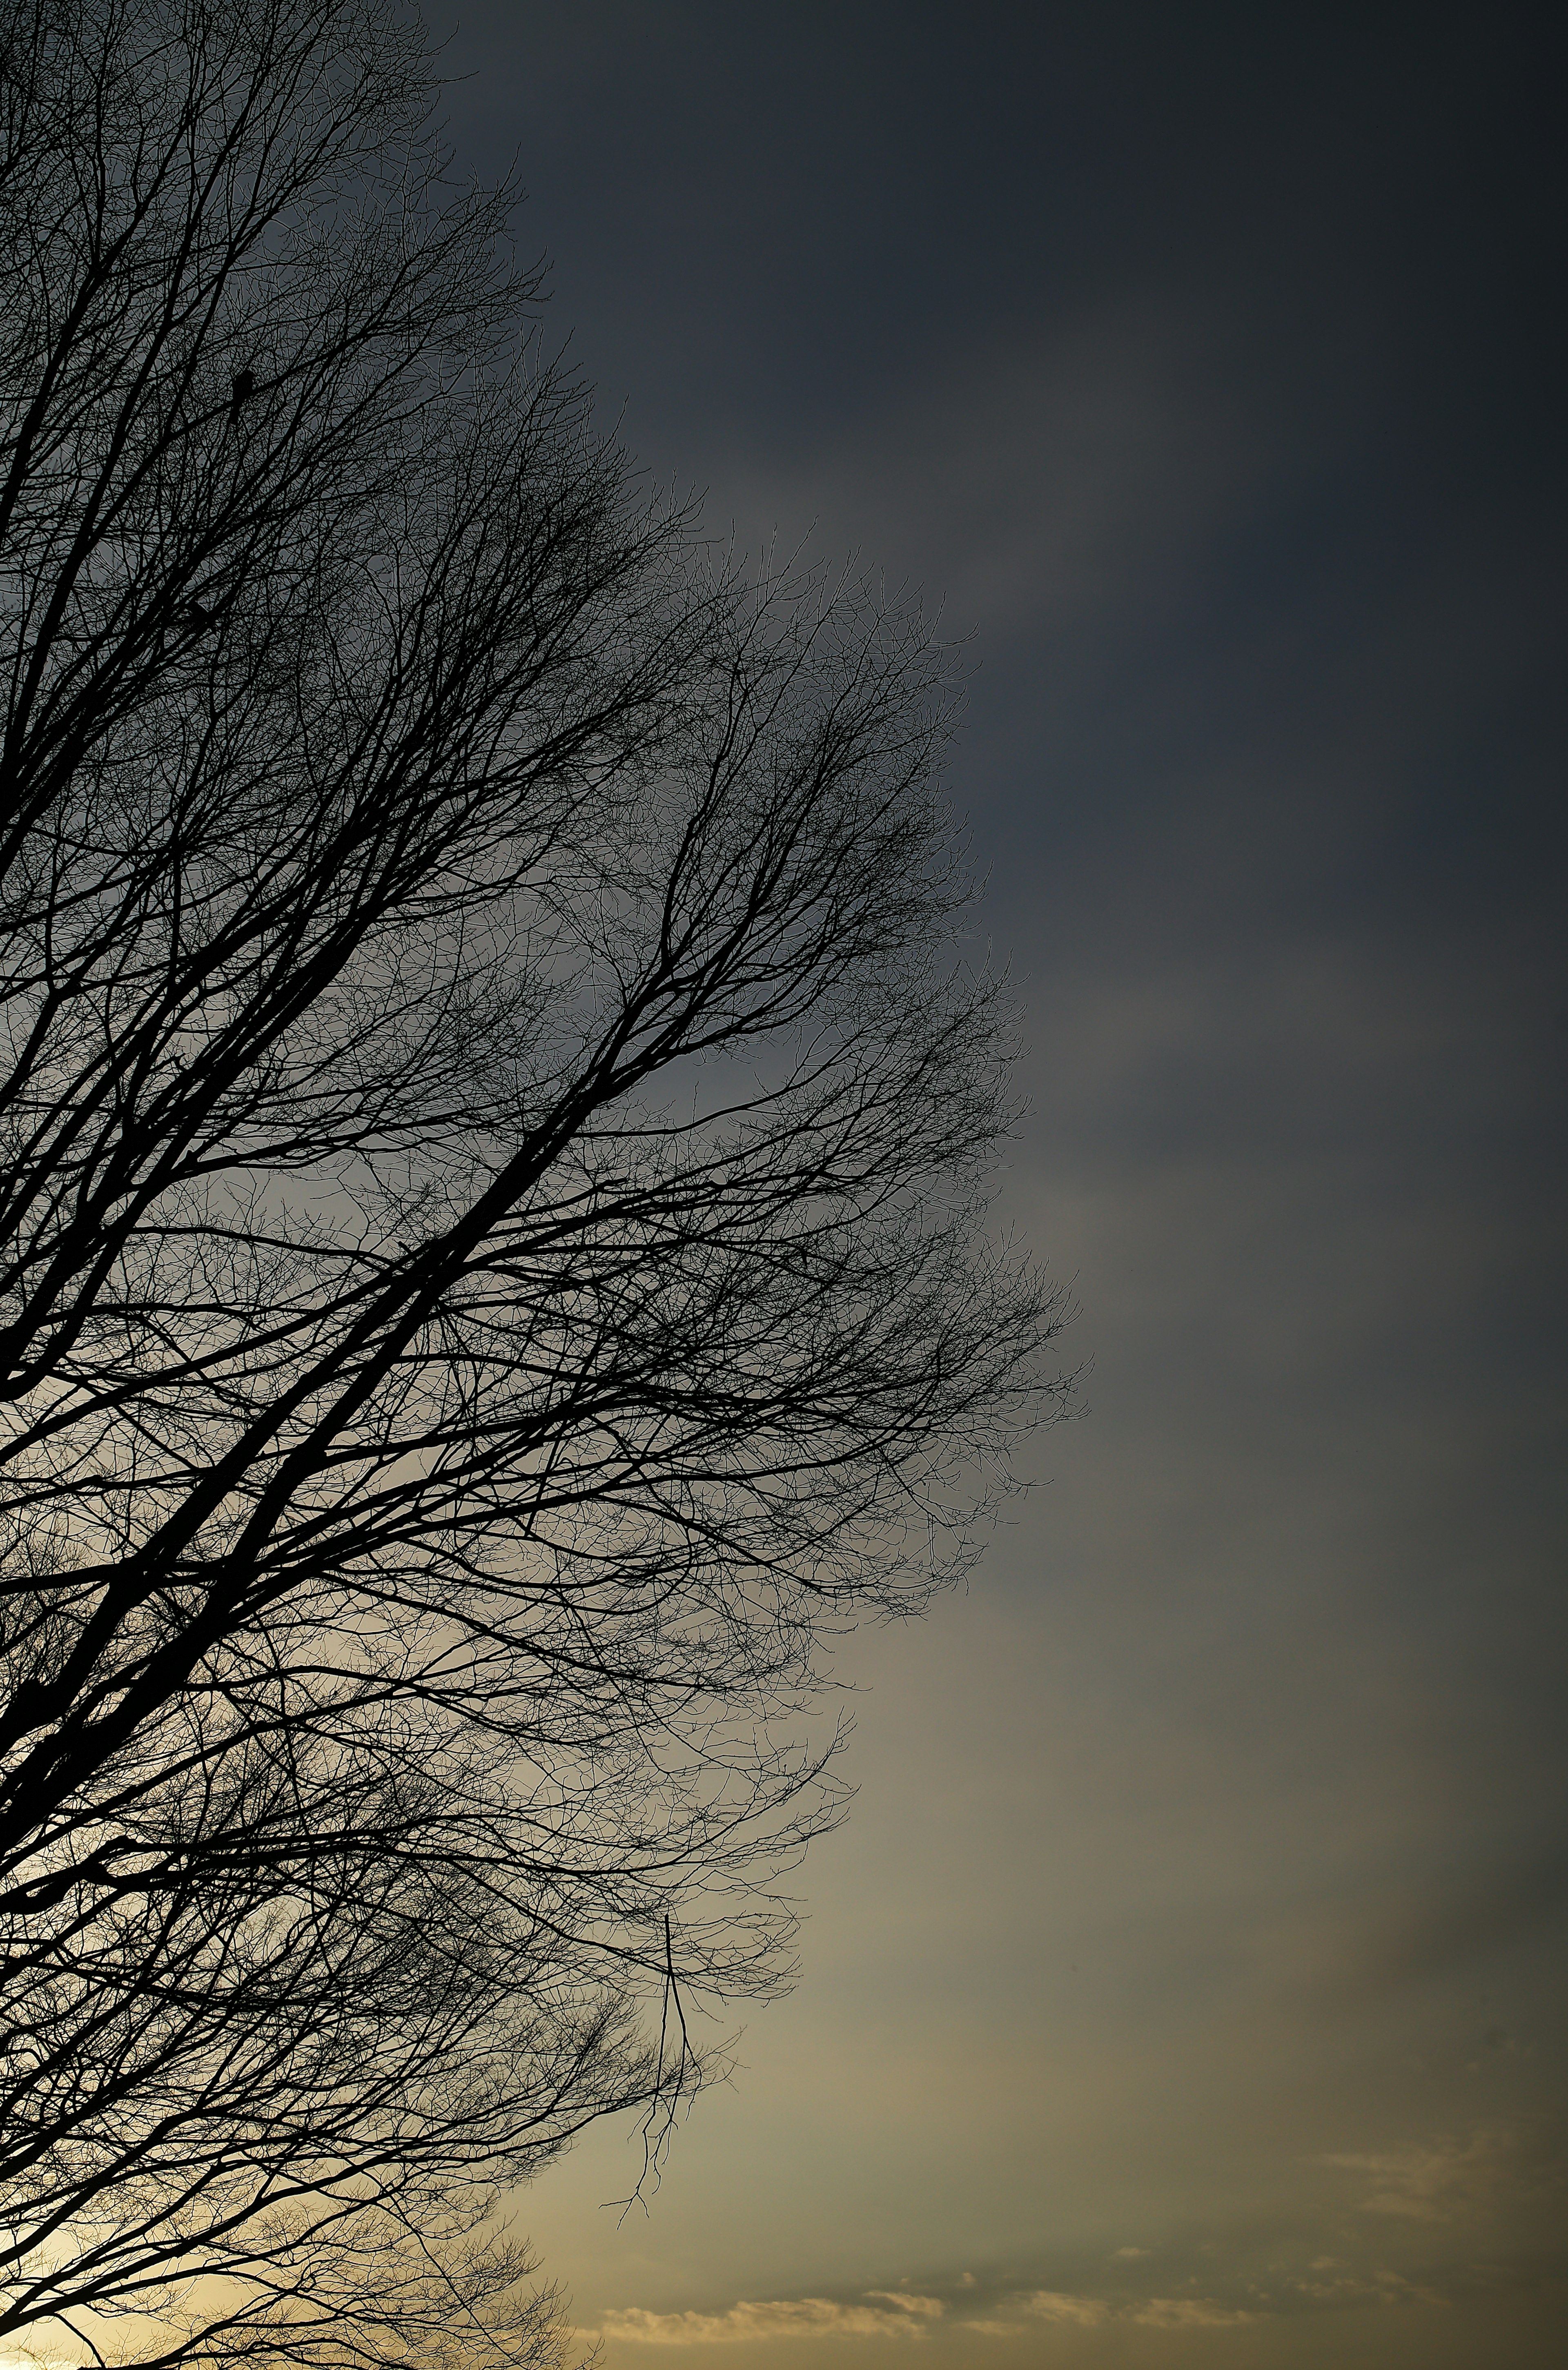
left=0, top=3, right=1065, bottom=2368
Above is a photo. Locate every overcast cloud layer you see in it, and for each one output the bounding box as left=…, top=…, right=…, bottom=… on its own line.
left=435, top=7, right=1566, bottom=2363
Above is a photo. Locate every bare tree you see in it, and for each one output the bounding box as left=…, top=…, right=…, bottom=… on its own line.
left=0, top=2, right=1064, bottom=2365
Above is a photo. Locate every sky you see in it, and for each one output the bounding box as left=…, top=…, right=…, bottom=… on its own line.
left=433, top=7, right=1566, bottom=2365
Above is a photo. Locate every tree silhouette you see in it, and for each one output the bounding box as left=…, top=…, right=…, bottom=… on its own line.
left=0, top=3, right=1064, bottom=2365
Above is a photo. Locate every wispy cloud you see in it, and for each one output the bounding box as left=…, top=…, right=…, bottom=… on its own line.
left=599, top=2297, right=944, bottom=2345
left=1319, top=2125, right=1535, bottom=2221
left=1286, top=2267, right=1450, bottom=2311
left=1025, top=2290, right=1255, bottom=2332
left=1020, top=2293, right=1109, bottom=2328
left=1130, top=2299, right=1257, bottom=2328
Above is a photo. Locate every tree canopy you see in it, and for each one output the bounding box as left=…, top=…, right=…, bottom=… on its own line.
left=0, top=4, right=1063, bottom=2365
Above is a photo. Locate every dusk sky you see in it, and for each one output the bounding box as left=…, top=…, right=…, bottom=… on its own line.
left=436, top=8, right=1565, bottom=2364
